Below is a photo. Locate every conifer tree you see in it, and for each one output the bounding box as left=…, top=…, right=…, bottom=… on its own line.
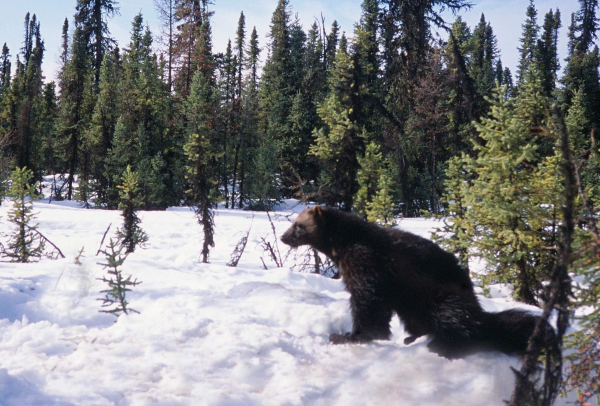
left=466, top=81, right=552, bottom=305
left=173, top=0, right=212, bottom=96
left=310, top=45, right=361, bottom=210
left=116, top=166, right=148, bottom=254
left=57, top=26, right=95, bottom=201
left=74, top=0, right=119, bottom=89
left=234, top=26, right=261, bottom=208
left=469, top=14, right=498, bottom=114
left=259, top=0, right=295, bottom=192
left=13, top=13, right=45, bottom=178
left=355, top=142, right=383, bottom=218
left=379, top=0, right=471, bottom=215
left=562, top=0, right=600, bottom=128
left=517, top=0, right=540, bottom=86
left=154, top=0, right=175, bottom=92
left=354, top=142, right=395, bottom=225
left=432, top=154, right=474, bottom=272
left=39, top=82, right=59, bottom=180
left=218, top=39, right=235, bottom=207
left=89, top=52, right=119, bottom=206
left=104, top=14, right=170, bottom=210
left=537, top=9, right=561, bottom=96
left=229, top=12, right=246, bottom=208
left=184, top=20, right=219, bottom=263
left=324, top=20, right=340, bottom=73
left=366, top=172, right=395, bottom=227
left=572, top=0, right=599, bottom=54
left=3, top=167, right=44, bottom=263
left=352, top=0, right=381, bottom=138
left=97, top=239, right=141, bottom=316
left=58, top=18, right=69, bottom=84
left=0, top=44, right=11, bottom=98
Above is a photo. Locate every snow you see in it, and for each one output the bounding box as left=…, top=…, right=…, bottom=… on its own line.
left=0, top=196, right=585, bottom=405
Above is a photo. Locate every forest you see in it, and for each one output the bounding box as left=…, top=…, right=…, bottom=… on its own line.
left=0, top=0, right=599, bottom=404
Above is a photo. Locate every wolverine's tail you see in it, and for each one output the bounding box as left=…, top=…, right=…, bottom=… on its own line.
left=479, top=309, right=556, bottom=355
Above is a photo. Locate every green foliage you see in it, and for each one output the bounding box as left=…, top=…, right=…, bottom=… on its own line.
left=517, top=0, right=539, bottom=86
left=88, top=52, right=120, bottom=206
left=466, top=84, right=553, bottom=305
left=247, top=136, right=280, bottom=210
left=3, top=167, right=44, bottom=262
left=566, top=223, right=600, bottom=399
left=56, top=25, right=95, bottom=201
left=354, top=142, right=395, bottom=226
left=74, top=0, right=119, bottom=88
left=184, top=65, right=219, bottom=262
left=431, top=154, right=474, bottom=272
left=366, top=171, right=395, bottom=227
left=101, top=14, right=172, bottom=210
left=116, top=166, right=148, bottom=254
left=97, top=239, right=142, bottom=316
left=310, top=46, right=362, bottom=209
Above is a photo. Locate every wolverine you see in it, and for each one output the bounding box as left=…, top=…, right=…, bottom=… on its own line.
left=281, top=206, right=555, bottom=358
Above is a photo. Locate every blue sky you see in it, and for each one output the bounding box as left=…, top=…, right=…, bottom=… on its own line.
left=0, top=0, right=581, bottom=84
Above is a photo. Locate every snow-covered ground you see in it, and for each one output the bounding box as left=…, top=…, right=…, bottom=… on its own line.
left=0, top=196, right=586, bottom=405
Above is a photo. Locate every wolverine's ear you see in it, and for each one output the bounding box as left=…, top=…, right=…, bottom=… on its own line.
left=313, top=205, right=323, bottom=219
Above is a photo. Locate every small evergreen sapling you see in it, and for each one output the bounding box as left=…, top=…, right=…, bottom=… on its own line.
left=116, top=166, right=148, bottom=253
left=97, top=239, right=142, bottom=316
left=3, top=167, right=44, bottom=262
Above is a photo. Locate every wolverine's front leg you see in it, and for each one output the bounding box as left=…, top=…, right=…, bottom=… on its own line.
left=330, top=292, right=393, bottom=344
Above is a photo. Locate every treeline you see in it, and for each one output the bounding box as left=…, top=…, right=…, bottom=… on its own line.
left=0, top=0, right=571, bottom=216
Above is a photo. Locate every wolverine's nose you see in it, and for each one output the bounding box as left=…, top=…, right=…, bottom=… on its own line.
left=280, top=228, right=294, bottom=246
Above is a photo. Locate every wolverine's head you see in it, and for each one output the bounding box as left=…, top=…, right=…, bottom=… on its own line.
left=280, top=206, right=325, bottom=248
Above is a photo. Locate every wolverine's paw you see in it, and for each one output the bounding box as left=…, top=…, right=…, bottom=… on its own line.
left=427, top=339, right=469, bottom=359
left=329, top=333, right=352, bottom=345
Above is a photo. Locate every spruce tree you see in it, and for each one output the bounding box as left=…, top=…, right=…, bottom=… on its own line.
left=354, top=142, right=395, bottom=225
left=229, top=12, right=246, bottom=208
left=3, top=167, right=44, bottom=263
left=259, top=0, right=296, bottom=192
left=39, top=82, right=59, bottom=180
left=57, top=26, right=95, bottom=201
left=325, top=20, right=340, bottom=73
left=218, top=39, right=235, bottom=208
left=59, top=18, right=69, bottom=83
left=97, top=239, right=141, bottom=316
left=432, top=154, right=474, bottom=272
left=104, top=14, right=171, bottom=210
left=470, top=14, right=498, bottom=114
left=0, top=44, right=11, bottom=98
left=13, top=13, right=45, bottom=178
left=466, top=81, right=552, bottom=305
left=116, top=165, right=148, bottom=254
left=173, top=0, right=212, bottom=96
left=517, top=0, right=540, bottom=86
left=236, top=26, right=261, bottom=208
left=154, top=0, right=175, bottom=92
left=572, top=0, right=599, bottom=54
left=88, top=52, right=120, bottom=206
left=184, top=20, right=219, bottom=263
left=562, top=0, right=600, bottom=129
left=74, top=0, right=119, bottom=89
left=366, top=172, right=395, bottom=227
left=352, top=0, right=381, bottom=138
left=537, top=9, right=561, bottom=96
left=310, top=45, right=361, bottom=210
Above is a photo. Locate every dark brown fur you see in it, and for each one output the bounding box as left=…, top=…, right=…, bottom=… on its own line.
left=281, top=206, right=554, bottom=358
